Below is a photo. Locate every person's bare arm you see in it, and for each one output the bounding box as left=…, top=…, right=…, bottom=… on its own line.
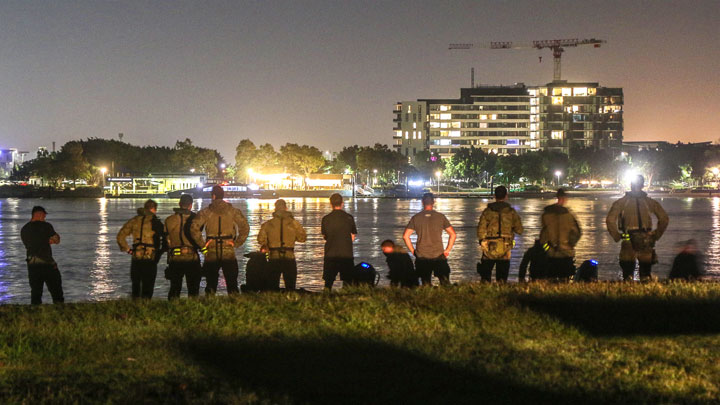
left=49, top=234, right=60, bottom=245
left=402, top=228, right=415, bottom=256
left=351, top=233, right=357, bottom=242
left=444, top=226, right=457, bottom=257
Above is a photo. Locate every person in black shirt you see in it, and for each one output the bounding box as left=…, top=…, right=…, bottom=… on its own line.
left=20, top=206, right=64, bottom=304
left=518, top=239, right=549, bottom=282
left=669, top=239, right=703, bottom=281
left=321, top=193, right=357, bottom=289
left=381, top=239, right=418, bottom=287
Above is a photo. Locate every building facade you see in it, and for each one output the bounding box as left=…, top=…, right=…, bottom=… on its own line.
left=394, top=81, right=623, bottom=161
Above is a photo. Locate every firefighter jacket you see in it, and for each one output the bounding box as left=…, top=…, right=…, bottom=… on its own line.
left=606, top=191, right=669, bottom=243
left=257, top=210, right=307, bottom=260
left=117, top=208, right=167, bottom=263
left=190, top=199, right=249, bottom=261
left=539, top=203, right=582, bottom=259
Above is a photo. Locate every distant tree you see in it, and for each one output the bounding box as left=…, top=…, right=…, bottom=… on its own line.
left=56, top=142, right=92, bottom=188
left=234, top=139, right=257, bottom=178
left=279, top=143, right=325, bottom=189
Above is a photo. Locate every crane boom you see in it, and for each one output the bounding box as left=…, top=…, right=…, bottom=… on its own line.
left=449, top=38, right=606, bottom=81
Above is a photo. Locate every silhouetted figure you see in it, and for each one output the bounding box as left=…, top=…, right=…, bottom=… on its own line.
left=606, top=175, right=669, bottom=281
left=381, top=239, right=418, bottom=287
left=164, top=194, right=202, bottom=299
left=242, top=246, right=276, bottom=292
left=539, top=189, right=581, bottom=282
left=258, top=199, right=307, bottom=291
left=190, top=186, right=249, bottom=295
left=403, top=193, right=457, bottom=286
left=574, top=259, right=599, bottom=283
left=20, top=206, right=65, bottom=304
left=668, top=239, right=703, bottom=281
left=117, top=199, right=167, bottom=299
left=321, top=193, right=357, bottom=290
left=518, top=239, right=549, bottom=282
left=476, top=186, right=523, bottom=282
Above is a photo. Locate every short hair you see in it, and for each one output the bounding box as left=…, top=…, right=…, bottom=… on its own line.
left=211, top=185, right=224, bottom=199
left=275, top=199, right=287, bottom=210
left=31, top=206, right=47, bottom=215
left=631, top=175, right=645, bottom=189
left=144, top=199, right=158, bottom=211
left=381, top=239, right=395, bottom=248
left=179, top=194, right=193, bottom=208
left=494, top=185, right=508, bottom=199
left=330, top=193, right=343, bottom=207
left=421, top=193, right=434, bottom=206
left=556, top=188, right=567, bottom=198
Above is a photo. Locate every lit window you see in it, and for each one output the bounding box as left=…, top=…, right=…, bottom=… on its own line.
left=530, top=123, right=538, bottom=130
left=449, top=131, right=461, bottom=137
left=530, top=106, right=539, bottom=114
left=451, top=122, right=461, bottom=128
left=552, top=97, right=563, bottom=105
left=552, top=88, right=562, bottom=96
left=430, top=114, right=440, bottom=119
left=412, top=131, right=416, bottom=139
left=436, top=139, right=450, bottom=146
left=440, top=122, right=449, bottom=129
left=572, top=105, right=579, bottom=112
left=539, top=88, right=548, bottom=96
left=480, top=115, right=488, bottom=120
left=430, top=122, right=440, bottom=128
left=530, top=98, right=538, bottom=105
left=530, top=131, right=538, bottom=139
left=562, top=88, right=571, bottom=96
left=491, top=114, right=497, bottom=120
left=417, top=131, right=423, bottom=139
left=528, top=89, right=538, bottom=96
left=440, top=105, right=449, bottom=111
left=588, top=88, right=597, bottom=95
left=396, top=131, right=402, bottom=137
left=479, top=139, right=488, bottom=145
left=440, top=113, right=451, bottom=120
left=479, top=123, right=488, bottom=128
left=551, top=130, right=563, bottom=140
left=506, top=139, right=519, bottom=146
left=530, top=115, right=538, bottom=122
left=407, top=105, right=412, bottom=113
left=413, top=122, right=417, bottom=129
left=573, top=88, right=587, bottom=96
left=405, top=131, right=409, bottom=139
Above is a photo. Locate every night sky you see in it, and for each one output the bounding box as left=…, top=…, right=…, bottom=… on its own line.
left=1, top=0, right=718, bottom=161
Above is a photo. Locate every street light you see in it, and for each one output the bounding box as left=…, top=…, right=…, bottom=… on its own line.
left=190, top=168, right=195, bottom=173
left=373, top=169, right=378, bottom=187
left=555, top=170, right=562, bottom=187
left=100, top=167, right=107, bottom=189
left=435, top=171, right=442, bottom=193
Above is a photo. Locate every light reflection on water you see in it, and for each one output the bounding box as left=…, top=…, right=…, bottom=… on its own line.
left=0, top=196, right=717, bottom=303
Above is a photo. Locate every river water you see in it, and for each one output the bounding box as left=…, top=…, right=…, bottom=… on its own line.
left=0, top=196, right=717, bottom=303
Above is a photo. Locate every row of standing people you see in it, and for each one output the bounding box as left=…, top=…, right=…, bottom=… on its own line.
left=20, top=175, right=677, bottom=304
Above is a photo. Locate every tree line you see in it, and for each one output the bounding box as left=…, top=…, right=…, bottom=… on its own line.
left=11, top=137, right=720, bottom=189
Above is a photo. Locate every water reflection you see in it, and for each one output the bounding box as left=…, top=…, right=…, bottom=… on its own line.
left=0, top=196, right=718, bottom=303
left=90, top=198, right=115, bottom=299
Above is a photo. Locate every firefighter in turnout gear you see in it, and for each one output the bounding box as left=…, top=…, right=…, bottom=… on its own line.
left=117, top=199, right=167, bottom=299
left=190, top=185, right=250, bottom=295
left=539, top=189, right=582, bottom=281
left=257, top=199, right=307, bottom=290
left=606, top=175, right=669, bottom=281
left=164, top=194, right=202, bottom=299
left=476, top=186, right=523, bottom=282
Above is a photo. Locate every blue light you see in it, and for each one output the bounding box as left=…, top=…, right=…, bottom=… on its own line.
left=360, top=262, right=370, bottom=269
left=590, top=259, right=598, bottom=265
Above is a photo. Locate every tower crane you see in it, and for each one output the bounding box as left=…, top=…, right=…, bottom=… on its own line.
left=449, top=38, right=606, bottom=82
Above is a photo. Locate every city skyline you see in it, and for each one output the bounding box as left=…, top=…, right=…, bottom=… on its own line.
left=0, top=0, right=718, bottom=159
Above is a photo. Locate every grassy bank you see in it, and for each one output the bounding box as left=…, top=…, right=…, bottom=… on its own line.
left=1, top=283, right=719, bottom=404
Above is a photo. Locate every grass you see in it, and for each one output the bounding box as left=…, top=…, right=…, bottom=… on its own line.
left=1, top=283, right=719, bottom=404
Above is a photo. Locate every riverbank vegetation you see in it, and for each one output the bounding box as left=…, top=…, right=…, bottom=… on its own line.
left=1, top=282, right=719, bottom=404
left=8, top=137, right=720, bottom=192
